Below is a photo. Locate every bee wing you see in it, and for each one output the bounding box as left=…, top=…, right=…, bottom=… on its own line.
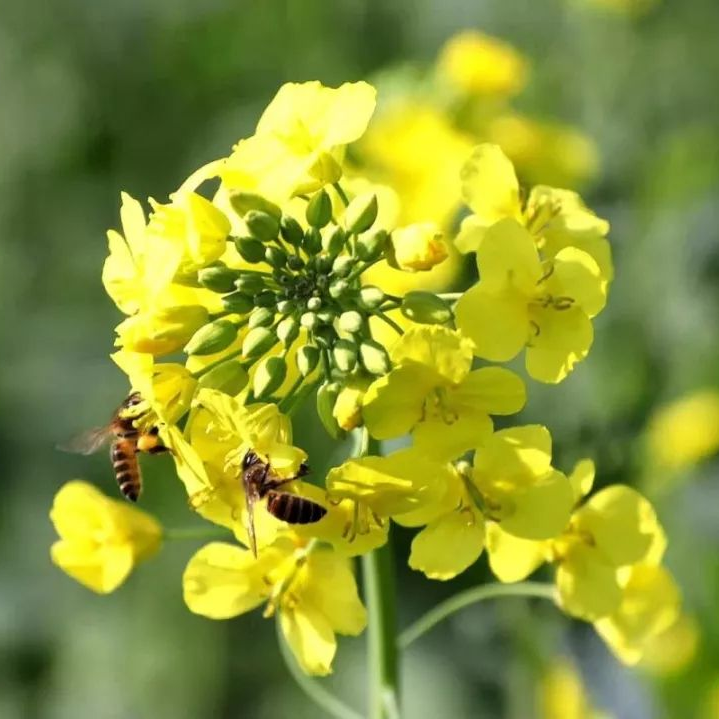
left=57, top=426, right=111, bottom=455
left=243, top=472, right=260, bottom=559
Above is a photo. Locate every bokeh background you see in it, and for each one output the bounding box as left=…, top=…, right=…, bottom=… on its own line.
left=3, top=0, right=719, bottom=717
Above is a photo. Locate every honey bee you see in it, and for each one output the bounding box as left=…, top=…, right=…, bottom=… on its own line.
left=241, top=451, right=327, bottom=557
left=59, top=392, right=167, bottom=502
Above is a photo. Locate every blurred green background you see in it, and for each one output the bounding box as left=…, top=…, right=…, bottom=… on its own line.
left=3, top=0, right=719, bottom=717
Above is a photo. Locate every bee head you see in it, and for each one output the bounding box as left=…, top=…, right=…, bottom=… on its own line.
left=242, top=451, right=261, bottom=469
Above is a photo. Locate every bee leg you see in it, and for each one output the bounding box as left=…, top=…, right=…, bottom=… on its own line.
left=148, top=445, right=171, bottom=455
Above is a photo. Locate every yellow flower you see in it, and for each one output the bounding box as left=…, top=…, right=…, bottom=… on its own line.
left=183, top=539, right=366, bottom=675
left=437, top=30, right=528, bottom=98
left=593, top=564, right=681, bottom=665
left=486, top=113, right=599, bottom=189
left=638, top=613, right=699, bottom=675
left=538, top=658, right=612, bottom=719
left=646, top=389, right=719, bottom=471
left=455, top=218, right=606, bottom=383
left=50, top=481, right=162, bottom=594
left=333, top=377, right=371, bottom=432
left=362, top=326, right=525, bottom=460
left=389, top=223, right=448, bottom=272
left=221, top=81, right=376, bottom=201
left=455, top=144, right=611, bottom=285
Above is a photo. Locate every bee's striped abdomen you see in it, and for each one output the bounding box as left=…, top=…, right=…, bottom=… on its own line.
left=266, top=491, right=326, bottom=525
left=111, top=439, right=142, bottom=502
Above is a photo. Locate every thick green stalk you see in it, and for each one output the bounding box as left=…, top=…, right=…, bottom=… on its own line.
left=362, top=534, right=400, bottom=719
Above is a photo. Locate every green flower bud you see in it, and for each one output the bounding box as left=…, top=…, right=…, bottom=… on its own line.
left=242, top=327, right=277, bottom=358
left=276, top=316, right=300, bottom=346
left=329, top=279, right=349, bottom=299
left=359, top=339, right=391, bottom=375
left=300, top=312, right=318, bottom=331
left=317, top=309, right=335, bottom=325
left=357, top=229, right=388, bottom=263
left=338, top=310, right=363, bottom=334
left=248, top=307, right=275, bottom=329
left=306, top=189, right=332, bottom=229
left=358, top=285, right=386, bottom=310
left=235, top=273, right=266, bottom=295
left=229, top=191, right=281, bottom=219
left=184, top=319, right=238, bottom=356
left=315, top=255, right=333, bottom=275
left=323, top=226, right=346, bottom=258
left=332, top=339, right=358, bottom=373
left=287, top=255, right=305, bottom=271
left=313, top=325, right=338, bottom=349
left=221, top=291, right=254, bottom=314
left=344, top=192, right=378, bottom=235
left=196, top=360, right=249, bottom=395
left=400, top=291, right=453, bottom=325
left=276, top=300, right=295, bottom=315
left=255, top=290, right=277, bottom=308
left=197, top=264, right=240, bottom=293
left=316, top=382, right=344, bottom=439
left=303, top=227, right=323, bottom=255
left=332, top=255, right=355, bottom=279
left=253, top=356, right=287, bottom=399
left=245, top=210, right=280, bottom=242
left=234, top=236, right=266, bottom=264
left=265, top=245, right=287, bottom=269
left=296, top=345, right=320, bottom=376
left=307, top=297, right=322, bottom=312
left=280, top=216, right=304, bottom=246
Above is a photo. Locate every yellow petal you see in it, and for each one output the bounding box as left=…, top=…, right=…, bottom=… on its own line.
left=526, top=306, right=593, bottom=383
left=485, top=522, right=547, bottom=583
left=450, top=367, right=526, bottom=416
left=556, top=544, right=622, bottom=621
left=412, top=411, right=493, bottom=463
left=280, top=604, right=337, bottom=676
left=454, top=214, right=488, bottom=254
left=51, top=541, right=134, bottom=594
left=568, top=459, right=595, bottom=503
left=455, top=284, right=529, bottom=362
left=408, top=508, right=485, bottom=580
left=182, top=542, right=277, bottom=619
left=549, top=247, right=606, bottom=318
left=460, top=144, right=521, bottom=226
left=474, top=425, right=553, bottom=485
left=574, top=485, right=664, bottom=567
left=594, top=564, right=681, bottom=665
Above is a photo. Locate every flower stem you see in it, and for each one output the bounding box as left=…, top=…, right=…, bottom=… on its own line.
left=275, top=618, right=363, bottom=719
left=399, top=582, right=557, bottom=649
left=163, top=526, right=233, bottom=542
left=362, top=536, right=401, bottom=719
left=333, top=181, right=350, bottom=207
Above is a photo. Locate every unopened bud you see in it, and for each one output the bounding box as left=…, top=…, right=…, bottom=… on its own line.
left=234, top=237, right=266, bottom=264
left=323, top=226, right=346, bottom=258
left=359, top=340, right=391, bottom=375
left=358, top=285, right=385, bottom=310
left=357, top=229, right=388, bottom=263
left=306, top=189, right=332, bottom=229
left=197, top=360, right=249, bottom=395
left=329, top=279, right=349, bottom=299
left=287, top=255, right=305, bottom=271
left=303, top=227, right=323, bottom=255
left=245, top=210, right=280, bottom=242
left=315, top=255, right=333, bottom=275
left=276, top=300, right=295, bottom=315
left=300, top=312, right=318, bottom=331
left=317, top=309, right=335, bottom=325
left=317, top=382, right=344, bottom=439
left=197, top=264, right=240, bottom=293
left=235, top=273, right=266, bottom=295
left=344, top=192, right=378, bottom=235
left=400, top=291, right=453, bottom=325
left=280, top=216, right=304, bottom=246
left=253, top=356, right=287, bottom=399
left=276, top=316, right=300, bottom=346
left=229, top=191, right=281, bottom=219
left=332, top=378, right=369, bottom=431
left=332, top=255, right=355, bottom=278
left=221, top=291, right=254, bottom=315
left=255, top=290, right=277, bottom=308
left=242, top=327, right=277, bottom=358
left=184, top=319, right=238, bottom=356
left=307, top=297, right=322, bottom=312
left=338, top=310, right=363, bottom=334
left=388, top=223, right=447, bottom=272
left=248, top=307, right=275, bottom=329
left=264, top=246, right=287, bottom=269
left=296, top=345, right=320, bottom=376
left=332, top=339, right=358, bottom=373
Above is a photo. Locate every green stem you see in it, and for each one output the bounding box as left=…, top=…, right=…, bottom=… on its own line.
left=163, top=526, right=233, bottom=542
left=275, top=619, right=363, bottom=719
left=332, top=181, right=350, bottom=207
left=189, top=347, right=244, bottom=379
left=399, top=582, right=557, bottom=649
left=362, top=541, right=400, bottom=719
left=374, top=311, right=404, bottom=336
left=360, top=433, right=400, bottom=719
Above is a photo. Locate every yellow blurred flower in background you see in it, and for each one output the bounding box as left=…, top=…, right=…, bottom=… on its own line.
left=538, top=658, right=613, bottom=719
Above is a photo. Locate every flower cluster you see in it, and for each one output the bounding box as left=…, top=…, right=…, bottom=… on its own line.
left=51, top=79, right=679, bottom=676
